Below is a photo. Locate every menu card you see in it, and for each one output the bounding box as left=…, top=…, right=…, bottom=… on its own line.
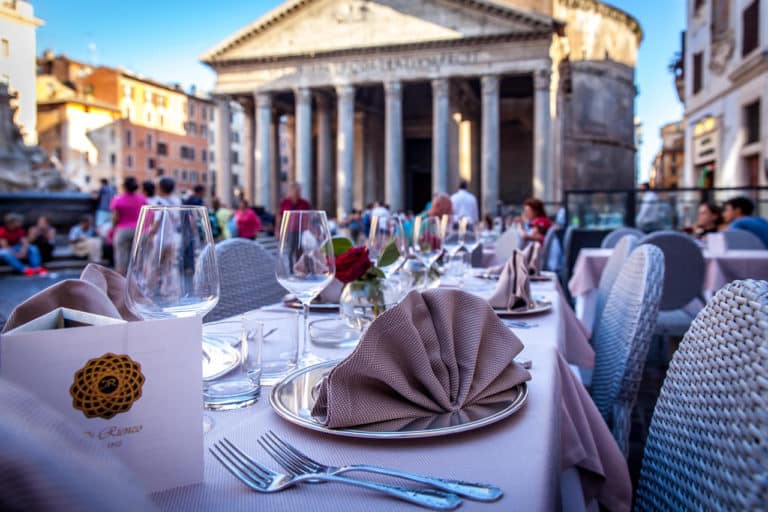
left=1, top=308, right=203, bottom=493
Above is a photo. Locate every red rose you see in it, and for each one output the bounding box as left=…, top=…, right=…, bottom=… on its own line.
left=335, top=246, right=373, bottom=283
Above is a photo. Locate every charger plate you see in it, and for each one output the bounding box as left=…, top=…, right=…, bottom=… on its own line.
left=493, top=300, right=552, bottom=317
left=270, top=360, right=528, bottom=439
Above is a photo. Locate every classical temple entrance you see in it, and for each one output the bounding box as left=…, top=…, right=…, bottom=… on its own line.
left=404, top=138, right=432, bottom=212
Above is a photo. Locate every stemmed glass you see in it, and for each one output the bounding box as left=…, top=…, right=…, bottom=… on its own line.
left=275, top=210, right=335, bottom=367
left=125, top=205, right=220, bottom=430
left=411, top=216, right=443, bottom=287
left=367, top=215, right=409, bottom=278
left=440, top=215, right=462, bottom=258
left=459, top=217, right=481, bottom=255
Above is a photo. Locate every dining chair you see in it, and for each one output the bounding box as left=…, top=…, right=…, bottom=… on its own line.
left=541, top=225, right=563, bottom=272
left=204, top=238, right=286, bottom=322
left=600, top=227, right=645, bottom=249
left=559, top=227, right=611, bottom=301
left=590, top=244, right=664, bottom=456
left=722, top=229, right=766, bottom=250
left=635, top=279, right=768, bottom=511
left=591, top=234, right=639, bottom=334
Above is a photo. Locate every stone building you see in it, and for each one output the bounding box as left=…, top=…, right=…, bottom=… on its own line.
left=678, top=0, right=766, bottom=191
left=202, top=0, right=642, bottom=217
left=0, top=0, right=43, bottom=145
left=650, top=121, right=685, bottom=189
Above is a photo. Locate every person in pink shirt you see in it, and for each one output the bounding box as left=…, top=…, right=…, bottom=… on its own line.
left=235, top=198, right=262, bottom=240
left=110, top=176, right=147, bottom=275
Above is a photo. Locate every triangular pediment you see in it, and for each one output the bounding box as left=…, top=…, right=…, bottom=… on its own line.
left=202, top=0, right=554, bottom=62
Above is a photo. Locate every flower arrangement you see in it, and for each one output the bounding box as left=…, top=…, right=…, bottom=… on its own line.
left=331, top=237, right=399, bottom=284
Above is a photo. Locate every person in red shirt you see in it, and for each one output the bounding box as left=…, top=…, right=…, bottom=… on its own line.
left=276, top=182, right=312, bottom=235
left=0, top=213, right=45, bottom=275
left=235, top=199, right=262, bottom=240
left=518, top=197, right=553, bottom=244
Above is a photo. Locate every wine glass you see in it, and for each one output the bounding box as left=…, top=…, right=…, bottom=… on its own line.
left=459, top=216, right=481, bottom=254
left=367, top=214, right=408, bottom=278
left=412, top=215, right=443, bottom=271
left=440, top=215, right=462, bottom=258
left=125, top=205, right=220, bottom=431
left=275, top=210, right=335, bottom=367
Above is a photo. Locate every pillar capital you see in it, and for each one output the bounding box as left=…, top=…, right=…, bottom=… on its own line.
left=384, top=80, right=402, bottom=97
left=431, top=78, right=450, bottom=98
left=255, top=91, right=272, bottom=109
left=335, top=84, right=355, bottom=100
left=533, top=68, right=551, bottom=90
left=481, top=75, right=500, bottom=96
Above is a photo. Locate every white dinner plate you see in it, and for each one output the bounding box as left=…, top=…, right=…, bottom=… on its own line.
left=270, top=360, right=528, bottom=439
left=202, top=339, right=240, bottom=381
left=493, top=300, right=552, bottom=317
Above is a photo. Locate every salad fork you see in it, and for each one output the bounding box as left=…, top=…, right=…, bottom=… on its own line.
left=258, top=431, right=503, bottom=502
left=210, top=438, right=461, bottom=510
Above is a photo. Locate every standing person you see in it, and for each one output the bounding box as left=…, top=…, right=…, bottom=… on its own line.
left=723, top=196, right=768, bottom=247
left=143, top=180, right=161, bottom=206
left=517, top=197, right=552, bottom=244
left=635, top=182, right=661, bottom=232
left=0, top=213, right=45, bottom=275
left=93, top=178, right=116, bottom=227
left=110, top=176, right=147, bottom=275
left=156, top=176, right=181, bottom=206
left=427, top=193, right=453, bottom=218
left=27, top=216, right=56, bottom=263
left=235, top=199, right=261, bottom=240
left=450, top=180, right=479, bottom=222
left=69, top=215, right=103, bottom=262
left=276, top=182, right=312, bottom=234
left=184, top=184, right=206, bottom=206
left=211, top=198, right=232, bottom=240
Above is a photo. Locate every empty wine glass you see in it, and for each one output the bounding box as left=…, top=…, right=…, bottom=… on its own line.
left=275, top=210, right=335, bottom=367
left=367, top=215, right=408, bottom=278
left=125, top=205, right=220, bottom=431
left=459, top=217, right=481, bottom=254
left=412, top=215, right=443, bottom=270
left=440, top=215, right=462, bottom=257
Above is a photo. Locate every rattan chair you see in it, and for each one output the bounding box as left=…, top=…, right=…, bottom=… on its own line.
left=635, top=279, right=768, bottom=510
left=722, top=229, right=766, bottom=249
left=600, top=227, right=645, bottom=249
left=541, top=225, right=562, bottom=272
left=590, top=244, right=665, bottom=456
left=204, top=238, right=286, bottom=322
left=592, top=234, right=639, bottom=334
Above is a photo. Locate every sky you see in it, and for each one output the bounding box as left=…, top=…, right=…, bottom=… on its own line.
left=32, top=0, right=685, bottom=182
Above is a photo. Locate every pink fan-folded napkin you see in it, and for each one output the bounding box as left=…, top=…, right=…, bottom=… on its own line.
left=312, top=288, right=531, bottom=428
left=523, top=242, right=542, bottom=276
left=488, top=249, right=534, bottom=311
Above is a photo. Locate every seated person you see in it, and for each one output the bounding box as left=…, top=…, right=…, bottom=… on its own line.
left=68, top=215, right=103, bottom=262
left=0, top=213, right=45, bottom=275
left=691, top=202, right=723, bottom=239
left=517, top=198, right=552, bottom=244
left=27, top=216, right=56, bottom=263
left=723, top=196, right=768, bottom=248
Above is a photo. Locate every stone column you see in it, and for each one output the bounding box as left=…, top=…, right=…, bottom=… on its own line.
left=533, top=69, right=552, bottom=202
left=384, top=80, right=404, bottom=212
left=215, top=98, right=233, bottom=206
left=336, top=84, right=355, bottom=220
left=242, top=100, right=255, bottom=204
left=255, top=92, right=273, bottom=210
left=481, top=76, right=500, bottom=216
left=295, top=87, right=313, bottom=201
left=432, top=78, right=450, bottom=195
left=315, top=94, right=333, bottom=213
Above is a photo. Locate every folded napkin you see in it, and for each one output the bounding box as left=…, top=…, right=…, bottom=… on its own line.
left=1, top=264, right=137, bottom=333
left=293, top=251, right=330, bottom=278
left=487, top=249, right=534, bottom=311
left=318, top=278, right=343, bottom=304
left=312, top=288, right=531, bottom=428
left=522, top=242, right=542, bottom=276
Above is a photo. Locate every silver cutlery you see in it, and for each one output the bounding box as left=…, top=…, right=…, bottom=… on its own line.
left=258, top=431, right=502, bottom=502
left=211, top=438, right=462, bottom=510
left=503, top=320, right=538, bottom=329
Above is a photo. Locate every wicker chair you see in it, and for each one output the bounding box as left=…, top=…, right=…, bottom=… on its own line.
left=722, top=229, right=766, bottom=250
left=590, top=244, right=665, bottom=456
left=541, top=225, right=563, bottom=272
left=635, top=279, right=768, bottom=510
left=204, top=238, right=286, bottom=322
left=592, top=234, right=639, bottom=334
left=600, top=227, right=645, bottom=249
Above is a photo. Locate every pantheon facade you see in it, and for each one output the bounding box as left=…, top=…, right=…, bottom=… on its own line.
left=203, top=0, right=641, bottom=217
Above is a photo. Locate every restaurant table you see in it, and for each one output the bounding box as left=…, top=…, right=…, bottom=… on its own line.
left=152, top=279, right=621, bottom=511
left=567, top=248, right=768, bottom=328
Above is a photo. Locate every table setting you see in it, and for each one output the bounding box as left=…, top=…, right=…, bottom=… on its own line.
left=0, top=207, right=627, bottom=511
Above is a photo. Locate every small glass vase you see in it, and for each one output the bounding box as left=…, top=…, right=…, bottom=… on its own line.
left=340, top=279, right=399, bottom=331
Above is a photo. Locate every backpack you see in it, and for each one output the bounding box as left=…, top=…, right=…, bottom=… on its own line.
left=208, top=210, right=221, bottom=239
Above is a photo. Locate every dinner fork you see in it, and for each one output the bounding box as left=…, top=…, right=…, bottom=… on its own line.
left=258, top=431, right=503, bottom=502
left=210, top=439, right=461, bottom=510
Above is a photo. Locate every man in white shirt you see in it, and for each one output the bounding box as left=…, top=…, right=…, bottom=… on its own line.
left=450, top=181, right=479, bottom=221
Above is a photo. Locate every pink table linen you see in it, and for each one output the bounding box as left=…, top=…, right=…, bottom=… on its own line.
left=152, top=287, right=628, bottom=511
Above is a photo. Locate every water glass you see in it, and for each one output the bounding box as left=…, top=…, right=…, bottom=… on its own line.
left=242, top=310, right=299, bottom=385
left=203, top=313, right=262, bottom=410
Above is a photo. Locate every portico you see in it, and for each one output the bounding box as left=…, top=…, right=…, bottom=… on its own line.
left=203, top=0, right=560, bottom=216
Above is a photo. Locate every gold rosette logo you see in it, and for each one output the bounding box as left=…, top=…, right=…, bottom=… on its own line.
left=70, top=353, right=145, bottom=419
